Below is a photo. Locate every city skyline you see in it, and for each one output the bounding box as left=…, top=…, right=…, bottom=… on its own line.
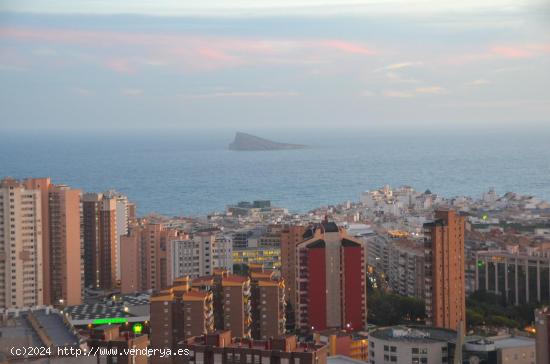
left=1, top=1, right=550, bottom=363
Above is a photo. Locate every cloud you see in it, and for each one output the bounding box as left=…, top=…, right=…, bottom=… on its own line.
left=71, top=87, right=92, bottom=96
left=360, top=90, right=375, bottom=97
left=490, top=46, right=532, bottom=58
left=318, top=40, right=377, bottom=55
left=375, top=62, right=422, bottom=72
left=0, top=26, right=379, bottom=73
left=382, top=90, right=414, bottom=98
left=415, top=86, right=447, bottom=94
left=444, top=43, right=550, bottom=65
left=32, top=47, right=58, bottom=56
left=385, top=71, right=419, bottom=83
left=467, top=79, right=491, bottom=86
left=121, top=88, right=143, bottom=96
left=178, top=90, right=300, bottom=98
left=382, top=86, right=447, bottom=98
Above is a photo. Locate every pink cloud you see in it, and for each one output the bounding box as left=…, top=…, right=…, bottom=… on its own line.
left=443, top=43, right=549, bottom=65
left=317, top=40, right=377, bottom=55
left=490, top=46, right=532, bottom=58
left=105, top=58, right=134, bottom=73
left=0, top=26, right=379, bottom=73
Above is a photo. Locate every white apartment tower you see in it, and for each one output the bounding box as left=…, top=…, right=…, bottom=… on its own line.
left=103, top=190, right=129, bottom=282
left=170, top=232, right=233, bottom=281
left=0, top=178, right=43, bottom=309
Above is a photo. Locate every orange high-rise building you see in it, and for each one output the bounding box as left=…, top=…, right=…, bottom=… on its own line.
left=423, top=209, right=466, bottom=331
left=24, top=178, right=82, bottom=306
left=120, top=222, right=177, bottom=293
left=280, top=225, right=307, bottom=308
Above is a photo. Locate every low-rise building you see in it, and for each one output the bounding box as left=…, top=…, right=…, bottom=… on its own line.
left=176, top=330, right=328, bottom=364
left=368, top=326, right=457, bottom=364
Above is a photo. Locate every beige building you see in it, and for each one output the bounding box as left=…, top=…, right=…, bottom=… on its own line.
left=120, top=222, right=178, bottom=294
left=0, top=178, right=43, bottom=309
left=25, top=177, right=82, bottom=306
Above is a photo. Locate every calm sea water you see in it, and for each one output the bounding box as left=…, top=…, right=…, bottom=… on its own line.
left=1, top=129, right=549, bottom=216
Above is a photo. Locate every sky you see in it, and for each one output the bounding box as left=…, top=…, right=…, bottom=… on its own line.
left=0, top=0, right=549, bottom=131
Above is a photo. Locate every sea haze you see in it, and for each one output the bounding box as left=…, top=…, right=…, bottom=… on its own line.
left=1, top=129, right=549, bottom=216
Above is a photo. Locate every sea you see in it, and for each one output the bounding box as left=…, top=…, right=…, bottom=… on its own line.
left=1, top=128, right=549, bottom=216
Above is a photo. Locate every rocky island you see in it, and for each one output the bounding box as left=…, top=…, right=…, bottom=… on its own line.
left=228, top=132, right=307, bottom=151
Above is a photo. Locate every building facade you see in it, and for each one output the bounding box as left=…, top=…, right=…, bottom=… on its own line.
left=295, top=221, right=367, bottom=332
left=249, top=267, right=286, bottom=340
left=120, top=222, right=177, bottom=293
left=475, top=250, right=550, bottom=305
left=24, top=177, right=82, bottom=306
left=387, top=239, right=425, bottom=299
left=170, top=232, right=233, bottom=282
left=280, top=225, right=307, bottom=309
left=82, top=193, right=117, bottom=290
left=174, top=331, right=328, bottom=364
left=368, top=326, right=456, bottom=364
left=424, top=209, right=466, bottom=331
left=0, top=178, right=43, bottom=309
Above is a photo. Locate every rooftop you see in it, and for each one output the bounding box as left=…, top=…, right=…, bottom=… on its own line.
left=370, top=325, right=457, bottom=344
left=63, top=292, right=150, bottom=324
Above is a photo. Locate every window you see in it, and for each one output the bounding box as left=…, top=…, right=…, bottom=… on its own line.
left=412, top=348, right=419, bottom=355
left=390, top=347, right=396, bottom=353
left=390, top=356, right=397, bottom=362
left=384, top=345, right=389, bottom=351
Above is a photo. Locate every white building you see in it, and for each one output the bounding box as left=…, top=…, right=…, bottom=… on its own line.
left=369, top=326, right=456, bottom=364
left=103, top=190, right=129, bottom=282
left=171, top=232, right=233, bottom=281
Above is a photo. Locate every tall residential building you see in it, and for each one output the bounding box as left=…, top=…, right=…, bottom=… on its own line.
left=24, top=178, right=82, bottom=306
left=120, top=222, right=177, bottom=294
left=280, top=225, right=307, bottom=308
left=170, top=231, right=233, bottom=282
left=295, top=221, right=367, bottom=332
left=218, top=274, right=252, bottom=338
left=150, top=277, right=214, bottom=364
left=387, top=239, right=425, bottom=299
left=535, top=307, right=550, bottom=364
left=103, top=190, right=130, bottom=283
left=0, top=178, right=43, bottom=309
left=423, top=209, right=466, bottom=331
left=249, top=266, right=286, bottom=339
left=82, top=193, right=117, bottom=290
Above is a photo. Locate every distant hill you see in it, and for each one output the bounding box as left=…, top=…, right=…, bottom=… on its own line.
left=228, top=132, right=306, bottom=151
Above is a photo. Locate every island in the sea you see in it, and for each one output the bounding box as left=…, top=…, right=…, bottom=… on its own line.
left=228, top=132, right=307, bottom=151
